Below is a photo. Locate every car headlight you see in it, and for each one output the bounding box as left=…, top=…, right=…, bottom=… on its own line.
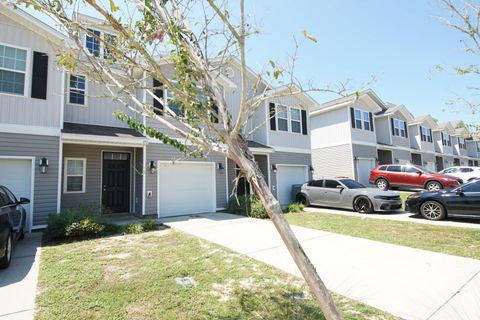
left=407, top=193, right=421, bottom=199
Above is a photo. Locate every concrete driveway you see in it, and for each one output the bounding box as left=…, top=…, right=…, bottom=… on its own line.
left=304, top=206, right=480, bottom=229
left=0, top=233, right=41, bottom=320
left=163, top=213, right=480, bottom=320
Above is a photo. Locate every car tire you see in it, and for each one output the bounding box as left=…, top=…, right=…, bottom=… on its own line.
left=296, top=194, right=310, bottom=206
left=375, top=178, right=389, bottom=191
left=0, top=231, right=12, bottom=269
left=420, top=200, right=447, bottom=221
left=353, top=196, right=373, bottom=214
left=425, top=181, right=443, bottom=191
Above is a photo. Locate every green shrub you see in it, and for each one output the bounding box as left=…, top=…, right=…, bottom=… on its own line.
left=65, top=217, right=105, bottom=238
left=287, top=203, right=305, bottom=213
left=140, top=219, right=157, bottom=231
left=101, top=223, right=123, bottom=236
left=228, top=194, right=269, bottom=219
left=124, top=223, right=144, bottom=234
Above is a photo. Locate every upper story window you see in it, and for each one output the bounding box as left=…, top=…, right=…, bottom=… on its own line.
left=69, top=75, right=86, bottom=105
left=477, top=142, right=480, bottom=153
left=351, top=108, right=373, bottom=132
left=0, top=44, right=27, bottom=96
left=290, top=108, right=301, bottom=133
left=442, top=132, right=451, bottom=147
left=420, top=126, right=432, bottom=143
left=458, top=137, right=466, bottom=150
left=277, top=105, right=289, bottom=131
left=103, top=33, right=116, bottom=60
left=392, top=118, right=407, bottom=138
left=86, top=29, right=101, bottom=57
left=164, top=87, right=184, bottom=117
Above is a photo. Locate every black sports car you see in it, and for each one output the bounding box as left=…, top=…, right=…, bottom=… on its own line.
left=0, top=185, right=28, bottom=269
left=405, top=180, right=480, bottom=220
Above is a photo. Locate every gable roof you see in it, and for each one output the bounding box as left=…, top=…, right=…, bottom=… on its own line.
left=449, top=120, right=469, bottom=137
left=408, top=114, right=439, bottom=129
left=1, top=3, right=67, bottom=41
left=261, top=84, right=319, bottom=108
left=379, top=104, right=414, bottom=122
left=435, top=121, right=456, bottom=133
left=310, top=89, right=387, bottom=116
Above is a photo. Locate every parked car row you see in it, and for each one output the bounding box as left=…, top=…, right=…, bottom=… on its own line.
left=294, top=163, right=480, bottom=222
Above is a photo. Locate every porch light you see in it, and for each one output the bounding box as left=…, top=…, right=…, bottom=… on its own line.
left=39, top=157, right=48, bottom=174
left=217, top=162, right=225, bottom=173
left=309, top=165, right=314, bottom=174
left=149, top=161, right=157, bottom=174
left=271, top=164, right=277, bottom=174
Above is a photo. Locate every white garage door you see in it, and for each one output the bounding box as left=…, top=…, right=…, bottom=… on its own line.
left=357, top=158, right=376, bottom=186
left=0, top=158, right=32, bottom=217
left=277, top=165, right=307, bottom=205
left=158, top=162, right=216, bottom=217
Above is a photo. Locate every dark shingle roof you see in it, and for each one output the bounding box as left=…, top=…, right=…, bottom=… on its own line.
left=62, top=122, right=144, bottom=138
left=247, top=140, right=272, bottom=149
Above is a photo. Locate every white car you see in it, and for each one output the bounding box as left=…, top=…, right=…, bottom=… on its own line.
left=439, top=166, right=480, bottom=184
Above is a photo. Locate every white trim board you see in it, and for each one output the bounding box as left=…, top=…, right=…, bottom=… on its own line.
left=272, top=146, right=311, bottom=154
left=62, top=133, right=146, bottom=147
left=0, top=123, right=61, bottom=136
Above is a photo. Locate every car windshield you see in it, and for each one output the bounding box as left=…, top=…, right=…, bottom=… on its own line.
left=339, top=179, right=366, bottom=189
left=415, top=165, right=436, bottom=174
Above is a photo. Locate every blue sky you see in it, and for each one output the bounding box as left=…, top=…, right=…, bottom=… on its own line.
left=29, top=0, right=477, bottom=123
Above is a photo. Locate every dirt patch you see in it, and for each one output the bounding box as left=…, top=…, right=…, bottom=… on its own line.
left=123, top=304, right=149, bottom=319
left=103, top=252, right=131, bottom=260
left=211, top=279, right=235, bottom=302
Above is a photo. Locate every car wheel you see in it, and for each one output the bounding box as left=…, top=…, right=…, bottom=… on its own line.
left=420, top=201, right=446, bottom=221
left=0, top=231, right=12, bottom=269
left=426, top=181, right=442, bottom=191
left=375, top=178, right=389, bottom=191
left=296, top=194, right=310, bottom=206
left=354, top=196, right=373, bottom=214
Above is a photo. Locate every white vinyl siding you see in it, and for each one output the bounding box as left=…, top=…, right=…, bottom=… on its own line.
left=64, top=158, right=86, bottom=193
left=0, top=43, right=27, bottom=96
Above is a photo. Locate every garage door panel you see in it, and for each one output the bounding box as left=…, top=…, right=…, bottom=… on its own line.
left=0, top=159, right=32, bottom=216
left=158, top=162, right=215, bottom=217
left=277, top=165, right=307, bottom=205
left=357, top=159, right=376, bottom=185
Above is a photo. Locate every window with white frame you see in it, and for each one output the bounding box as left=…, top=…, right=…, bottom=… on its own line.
left=86, top=29, right=101, bottom=57
left=477, top=142, right=480, bottom=153
left=69, top=75, right=86, bottom=105
left=393, top=119, right=407, bottom=138
left=64, top=158, right=86, bottom=193
left=103, top=33, right=117, bottom=60
left=164, top=87, right=185, bottom=117
left=442, top=132, right=451, bottom=146
left=354, top=109, right=363, bottom=129
left=277, top=105, right=288, bottom=131
left=0, top=44, right=27, bottom=95
left=362, top=111, right=371, bottom=131
left=421, top=126, right=432, bottom=142
left=459, top=138, right=466, bottom=150
left=290, top=108, right=301, bottom=133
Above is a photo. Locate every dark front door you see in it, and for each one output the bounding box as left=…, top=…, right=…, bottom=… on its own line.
left=102, top=152, right=130, bottom=213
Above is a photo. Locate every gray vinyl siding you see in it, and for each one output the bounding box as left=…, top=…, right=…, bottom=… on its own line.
left=312, top=144, right=353, bottom=180
left=268, top=95, right=311, bottom=150
left=375, top=117, right=391, bottom=145
left=391, top=113, right=411, bottom=148
left=134, top=148, right=144, bottom=215
left=422, top=152, right=435, bottom=164
left=0, top=133, right=59, bottom=226
left=0, top=13, right=62, bottom=128
left=145, top=143, right=228, bottom=215
left=269, top=151, right=312, bottom=199
left=392, top=149, right=411, bottom=164
left=64, top=80, right=140, bottom=128
left=61, top=144, right=136, bottom=212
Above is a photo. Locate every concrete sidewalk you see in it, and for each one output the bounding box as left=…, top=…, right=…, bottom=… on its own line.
left=0, top=233, right=42, bottom=320
left=164, top=213, right=480, bottom=320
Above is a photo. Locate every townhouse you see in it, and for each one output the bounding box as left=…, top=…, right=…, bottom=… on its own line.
left=310, top=89, right=480, bottom=185
left=0, top=7, right=314, bottom=230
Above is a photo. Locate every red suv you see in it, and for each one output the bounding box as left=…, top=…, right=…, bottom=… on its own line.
left=369, top=164, right=462, bottom=191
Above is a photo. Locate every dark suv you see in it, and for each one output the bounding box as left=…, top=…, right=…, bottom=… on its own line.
left=369, top=164, right=462, bottom=191
left=1, top=186, right=29, bottom=269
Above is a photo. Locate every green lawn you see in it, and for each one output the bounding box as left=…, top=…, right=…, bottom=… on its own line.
left=36, top=230, right=396, bottom=320
left=286, top=212, right=480, bottom=260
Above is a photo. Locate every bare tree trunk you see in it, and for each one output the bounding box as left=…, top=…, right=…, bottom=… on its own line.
left=228, top=138, right=343, bottom=320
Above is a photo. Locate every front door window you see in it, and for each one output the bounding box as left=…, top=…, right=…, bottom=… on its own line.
left=102, top=152, right=130, bottom=213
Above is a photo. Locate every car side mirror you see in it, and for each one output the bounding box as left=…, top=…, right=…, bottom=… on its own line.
left=416, top=170, right=423, bottom=175
left=336, top=185, right=344, bottom=191
left=456, top=189, right=464, bottom=195
left=18, top=197, right=30, bottom=205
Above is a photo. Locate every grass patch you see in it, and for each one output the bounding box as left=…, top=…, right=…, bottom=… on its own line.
left=36, top=230, right=396, bottom=319
left=286, top=212, right=480, bottom=260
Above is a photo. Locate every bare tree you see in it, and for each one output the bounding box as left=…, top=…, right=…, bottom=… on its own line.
left=13, top=0, right=343, bottom=318
left=438, top=0, right=480, bottom=133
